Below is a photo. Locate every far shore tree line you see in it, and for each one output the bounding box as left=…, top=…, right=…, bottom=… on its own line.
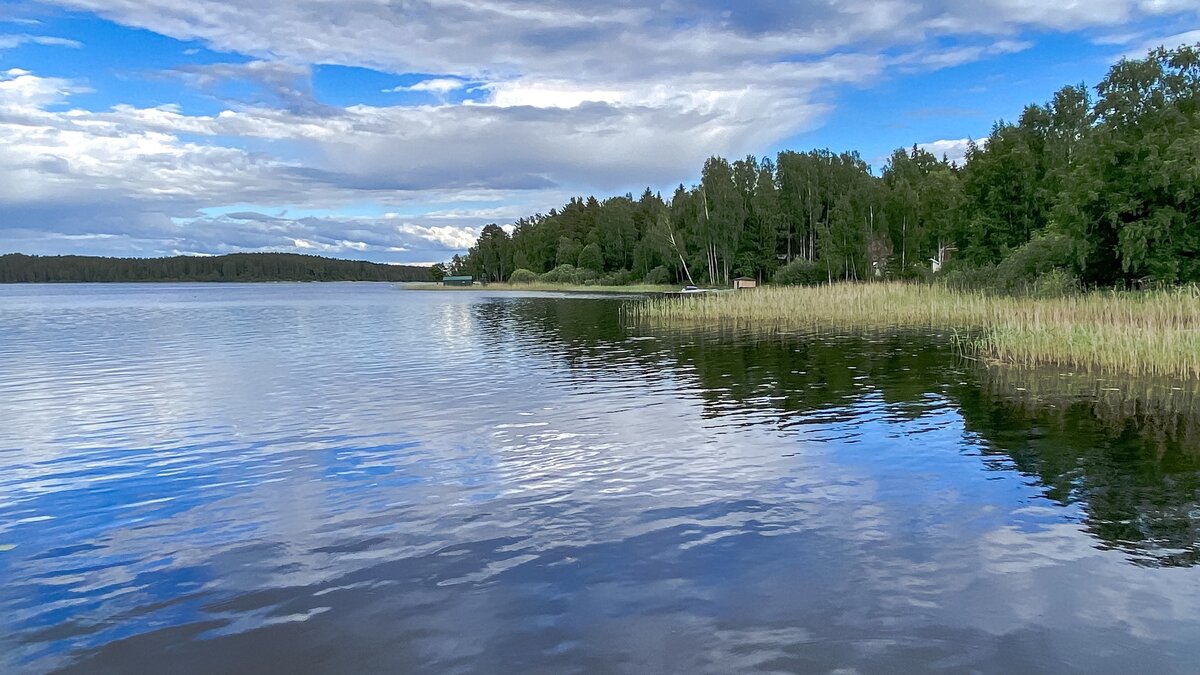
left=448, top=44, right=1200, bottom=292
left=0, top=252, right=431, bottom=283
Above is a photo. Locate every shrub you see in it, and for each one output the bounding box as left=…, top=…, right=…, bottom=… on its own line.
left=772, top=259, right=825, bottom=286
left=539, top=264, right=575, bottom=283
left=643, top=265, right=671, bottom=285
left=942, top=263, right=998, bottom=292
left=944, top=234, right=1078, bottom=295
left=539, top=264, right=598, bottom=285
left=995, top=233, right=1075, bottom=290
left=595, top=269, right=634, bottom=286
left=577, top=243, right=603, bottom=272
left=1031, top=268, right=1080, bottom=297
left=894, top=260, right=933, bottom=281
left=508, top=268, right=537, bottom=284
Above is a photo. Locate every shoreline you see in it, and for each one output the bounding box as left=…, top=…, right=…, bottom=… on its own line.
left=403, top=282, right=680, bottom=294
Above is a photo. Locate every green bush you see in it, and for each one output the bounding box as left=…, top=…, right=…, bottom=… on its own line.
left=892, top=260, right=933, bottom=281
left=942, top=263, right=998, bottom=291
left=508, top=268, right=537, bottom=284
left=944, top=233, right=1077, bottom=295
left=577, top=243, right=603, bottom=272
left=1030, top=268, right=1080, bottom=297
left=575, top=268, right=599, bottom=284
left=595, top=269, right=634, bottom=286
left=643, top=265, right=671, bottom=285
left=995, top=233, right=1075, bottom=289
left=539, top=264, right=575, bottom=283
left=772, top=259, right=825, bottom=286
left=538, top=264, right=598, bottom=285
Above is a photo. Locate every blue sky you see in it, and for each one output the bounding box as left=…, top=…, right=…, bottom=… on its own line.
left=1, top=1, right=1197, bottom=264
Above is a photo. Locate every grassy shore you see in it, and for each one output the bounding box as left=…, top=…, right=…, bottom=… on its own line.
left=405, top=282, right=678, bottom=294
left=630, top=282, right=1200, bottom=379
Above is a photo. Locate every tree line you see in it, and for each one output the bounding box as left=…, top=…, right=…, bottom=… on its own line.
left=451, top=44, right=1200, bottom=288
left=0, top=253, right=431, bottom=283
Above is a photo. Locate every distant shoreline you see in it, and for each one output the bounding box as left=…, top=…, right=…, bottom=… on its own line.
left=404, top=282, right=679, bottom=294
left=0, top=252, right=431, bottom=284
left=0, top=279, right=400, bottom=284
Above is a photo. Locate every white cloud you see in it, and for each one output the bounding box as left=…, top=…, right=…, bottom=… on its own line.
left=1139, top=0, right=1200, bottom=13
left=1089, top=25, right=1200, bottom=59
left=1126, top=29, right=1200, bottom=56
left=0, top=70, right=579, bottom=261
left=0, top=34, right=82, bottom=50
left=0, top=67, right=87, bottom=109
left=37, top=0, right=1195, bottom=80
left=917, top=138, right=979, bottom=166
left=394, top=222, right=482, bottom=250
left=419, top=206, right=527, bottom=221
left=902, top=39, right=1034, bottom=70
left=482, top=80, right=629, bottom=109
left=384, top=77, right=465, bottom=94
left=0, top=61, right=847, bottom=210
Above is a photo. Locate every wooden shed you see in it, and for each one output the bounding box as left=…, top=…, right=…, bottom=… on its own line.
left=733, top=276, right=757, bottom=290
left=442, top=275, right=474, bottom=286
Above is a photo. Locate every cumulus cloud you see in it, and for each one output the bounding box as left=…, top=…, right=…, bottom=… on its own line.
left=0, top=73, right=290, bottom=208
left=0, top=68, right=593, bottom=261
left=0, top=60, right=844, bottom=240
left=0, top=67, right=86, bottom=110
left=390, top=219, right=483, bottom=250
left=916, top=138, right=979, bottom=166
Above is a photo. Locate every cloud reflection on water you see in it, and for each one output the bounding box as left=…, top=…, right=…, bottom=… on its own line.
left=0, top=284, right=1198, bottom=673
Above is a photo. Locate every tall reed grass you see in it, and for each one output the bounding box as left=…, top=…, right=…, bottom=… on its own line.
left=629, top=283, right=1200, bottom=379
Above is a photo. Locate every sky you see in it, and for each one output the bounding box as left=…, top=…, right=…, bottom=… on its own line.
left=0, top=1, right=1197, bottom=265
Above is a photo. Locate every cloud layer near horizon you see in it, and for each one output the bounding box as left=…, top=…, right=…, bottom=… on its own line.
left=1, top=0, right=1197, bottom=262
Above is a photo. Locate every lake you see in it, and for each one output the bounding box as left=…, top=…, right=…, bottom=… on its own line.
left=1, top=283, right=1198, bottom=673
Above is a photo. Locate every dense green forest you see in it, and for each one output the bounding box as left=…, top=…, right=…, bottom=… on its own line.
left=0, top=253, right=431, bottom=283
left=451, top=44, right=1200, bottom=289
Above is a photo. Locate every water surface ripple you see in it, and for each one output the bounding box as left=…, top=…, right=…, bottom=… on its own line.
left=1, top=283, right=1198, bottom=673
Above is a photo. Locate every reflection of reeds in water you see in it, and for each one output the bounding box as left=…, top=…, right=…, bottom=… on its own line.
left=629, top=283, right=1200, bottom=379
left=980, top=365, right=1200, bottom=567
left=982, top=365, right=1200, bottom=450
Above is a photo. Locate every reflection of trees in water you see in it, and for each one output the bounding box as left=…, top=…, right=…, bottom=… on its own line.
left=472, top=297, right=1200, bottom=566
left=965, top=368, right=1200, bottom=567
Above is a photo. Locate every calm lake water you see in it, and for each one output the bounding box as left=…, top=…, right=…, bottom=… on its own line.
left=2, top=283, right=1199, bottom=674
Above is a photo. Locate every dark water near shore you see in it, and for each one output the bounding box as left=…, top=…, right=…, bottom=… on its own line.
left=2, top=283, right=1199, bottom=674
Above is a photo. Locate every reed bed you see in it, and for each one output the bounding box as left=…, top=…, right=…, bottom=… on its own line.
left=630, top=283, right=1200, bottom=379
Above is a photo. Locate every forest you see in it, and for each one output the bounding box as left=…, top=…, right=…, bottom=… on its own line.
left=0, top=252, right=431, bottom=283
left=451, top=45, right=1200, bottom=290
